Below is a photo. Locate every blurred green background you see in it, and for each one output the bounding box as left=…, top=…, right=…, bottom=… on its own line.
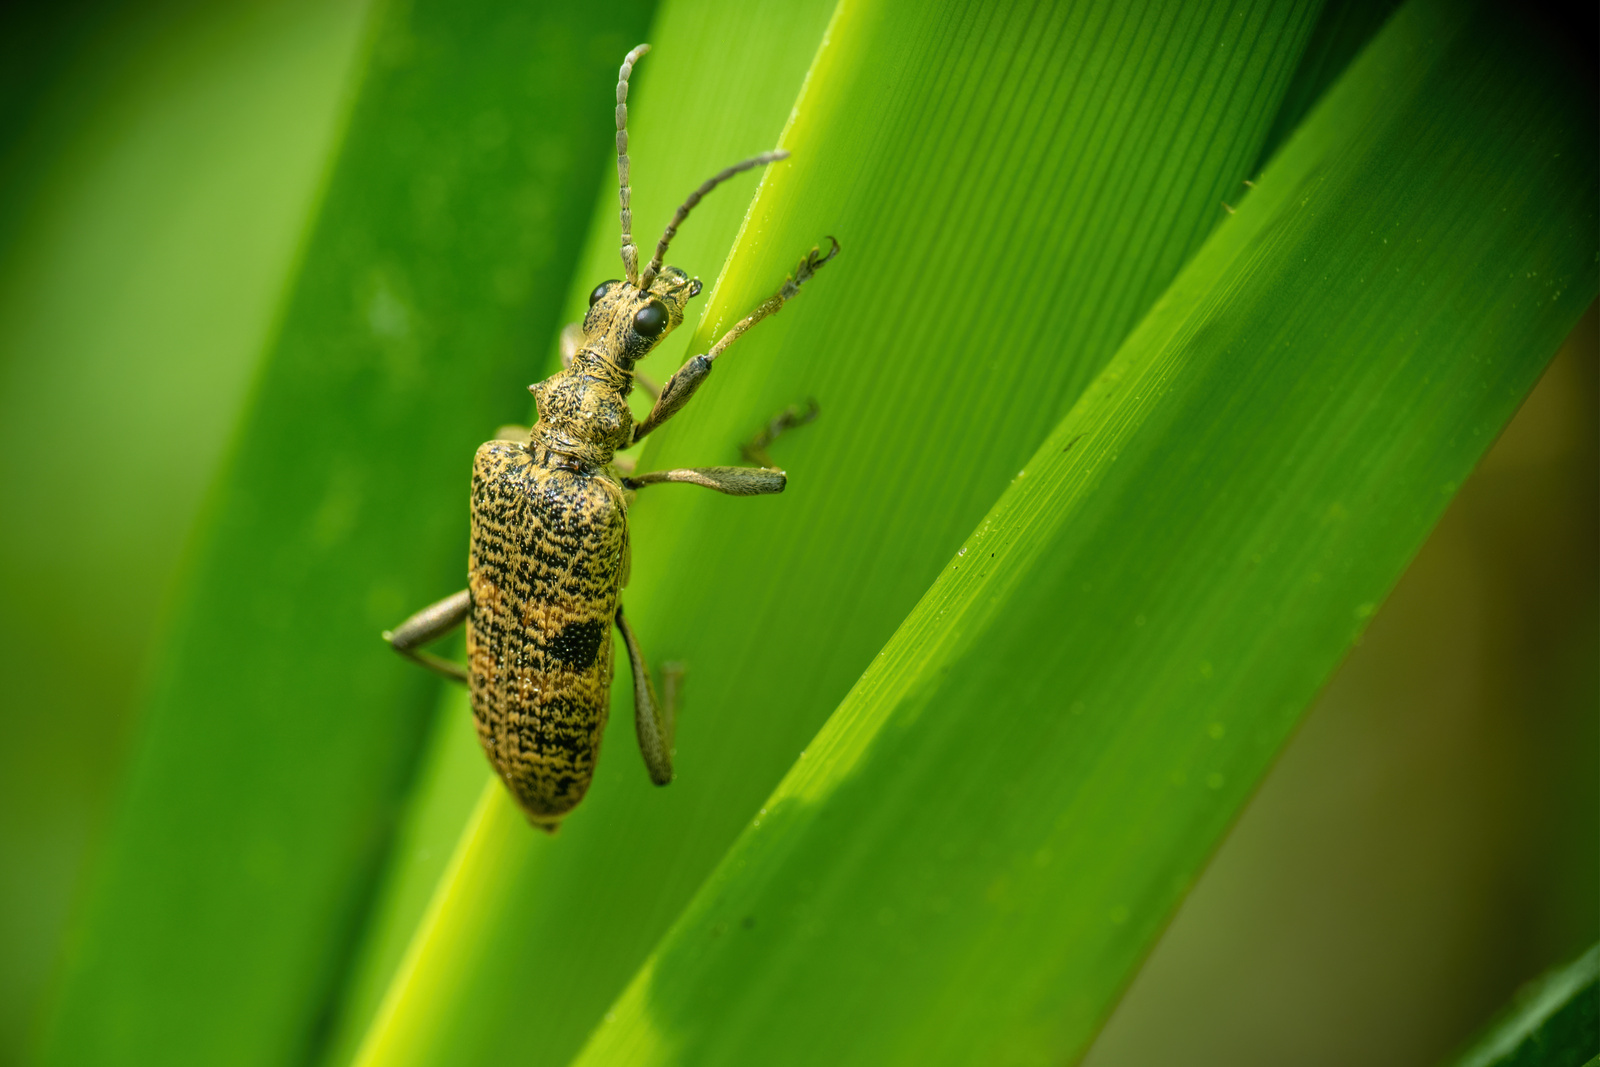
left=0, top=0, right=372, bottom=1059
left=0, top=2, right=1591, bottom=1066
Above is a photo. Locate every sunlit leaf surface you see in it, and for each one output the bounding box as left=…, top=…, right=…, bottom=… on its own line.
left=357, top=1, right=1326, bottom=1064
left=574, top=0, right=1598, bottom=1062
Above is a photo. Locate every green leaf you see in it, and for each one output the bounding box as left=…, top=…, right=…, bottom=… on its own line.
left=1451, top=944, right=1599, bottom=1067
left=351, top=1, right=1329, bottom=1064
left=570, top=0, right=1598, bottom=1063
left=319, top=689, right=486, bottom=1067
left=0, top=1, right=372, bottom=1057
left=38, top=3, right=657, bottom=1065
left=1252, top=0, right=1402, bottom=166
left=335, top=3, right=842, bottom=1061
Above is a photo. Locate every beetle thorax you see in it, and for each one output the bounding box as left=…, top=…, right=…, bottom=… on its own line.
left=529, top=360, right=634, bottom=469
left=526, top=266, right=700, bottom=470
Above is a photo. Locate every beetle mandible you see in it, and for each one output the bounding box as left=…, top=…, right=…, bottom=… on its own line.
left=383, top=43, right=837, bottom=832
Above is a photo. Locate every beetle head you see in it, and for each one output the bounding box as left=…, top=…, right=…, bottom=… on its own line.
left=581, top=267, right=702, bottom=365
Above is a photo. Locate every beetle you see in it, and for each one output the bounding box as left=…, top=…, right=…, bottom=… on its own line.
left=383, top=43, right=836, bottom=831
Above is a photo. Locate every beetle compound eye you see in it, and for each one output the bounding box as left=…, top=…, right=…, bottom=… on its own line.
left=633, top=301, right=668, bottom=338
left=589, top=280, right=619, bottom=307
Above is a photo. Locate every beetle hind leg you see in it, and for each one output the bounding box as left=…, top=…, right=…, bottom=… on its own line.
left=384, top=589, right=470, bottom=684
left=616, top=603, right=680, bottom=786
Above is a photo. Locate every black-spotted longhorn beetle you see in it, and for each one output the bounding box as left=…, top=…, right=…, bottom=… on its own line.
left=384, top=44, right=837, bottom=831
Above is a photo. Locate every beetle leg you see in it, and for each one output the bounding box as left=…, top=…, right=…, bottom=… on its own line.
left=740, top=397, right=819, bottom=468
left=633, top=369, right=663, bottom=402
left=492, top=424, right=531, bottom=444
left=384, top=589, right=470, bottom=684
left=633, top=237, right=838, bottom=443
left=632, top=354, right=711, bottom=442
left=623, top=466, right=785, bottom=496
left=621, top=399, right=816, bottom=490
left=616, top=603, right=679, bottom=786
left=559, top=322, right=582, bottom=370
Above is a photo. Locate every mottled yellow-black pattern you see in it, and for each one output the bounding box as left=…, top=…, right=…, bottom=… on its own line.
left=465, top=267, right=696, bottom=828
left=467, top=442, right=627, bottom=825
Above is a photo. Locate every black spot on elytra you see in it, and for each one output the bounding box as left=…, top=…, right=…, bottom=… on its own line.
left=546, top=618, right=606, bottom=669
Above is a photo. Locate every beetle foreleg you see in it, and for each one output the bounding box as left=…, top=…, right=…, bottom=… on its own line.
left=632, top=238, right=838, bottom=444
left=633, top=355, right=711, bottom=441
left=616, top=603, right=679, bottom=786
left=559, top=321, right=582, bottom=371
left=701, top=237, right=840, bottom=366
left=384, top=589, right=470, bottom=684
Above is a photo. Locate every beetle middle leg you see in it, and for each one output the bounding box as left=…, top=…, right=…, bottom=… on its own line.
left=384, top=589, right=470, bottom=683
left=741, top=397, right=819, bottom=468
left=621, top=400, right=817, bottom=491
left=616, top=602, right=681, bottom=785
left=624, top=466, right=786, bottom=496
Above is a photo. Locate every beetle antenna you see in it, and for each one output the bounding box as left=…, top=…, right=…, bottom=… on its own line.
left=639, top=150, right=789, bottom=290
left=616, top=43, right=650, bottom=287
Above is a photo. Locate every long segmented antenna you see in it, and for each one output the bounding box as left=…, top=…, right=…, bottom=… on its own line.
left=617, top=43, right=650, bottom=286
left=638, top=150, right=789, bottom=290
